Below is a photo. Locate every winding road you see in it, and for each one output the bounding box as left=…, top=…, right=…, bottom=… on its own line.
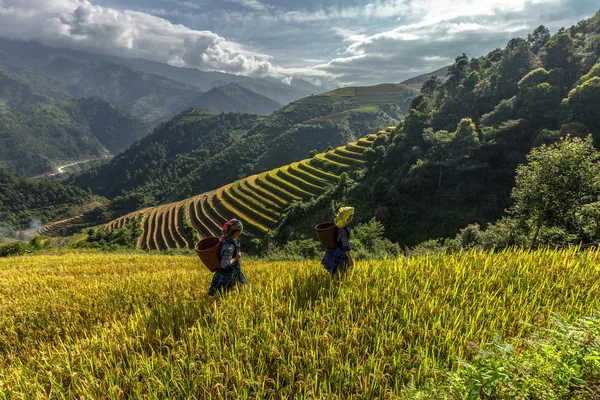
left=33, top=155, right=113, bottom=178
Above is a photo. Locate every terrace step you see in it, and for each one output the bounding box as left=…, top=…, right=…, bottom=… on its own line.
left=288, top=162, right=334, bottom=188
left=297, top=160, right=340, bottom=183
left=154, top=210, right=168, bottom=250
left=356, top=138, right=373, bottom=148
left=242, top=176, right=288, bottom=209
left=187, top=198, right=213, bottom=240
left=256, top=172, right=301, bottom=204
left=335, top=146, right=366, bottom=160
left=200, top=195, right=222, bottom=237
left=223, top=186, right=278, bottom=227
left=164, top=207, right=180, bottom=249
left=145, top=209, right=158, bottom=250
left=174, top=202, right=192, bottom=248
left=325, top=151, right=365, bottom=167
left=214, top=187, right=269, bottom=236
left=276, top=166, right=325, bottom=196
left=206, top=193, right=229, bottom=230
left=230, top=182, right=281, bottom=220
left=345, top=142, right=367, bottom=154
left=266, top=169, right=314, bottom=200
left=312, top=153, right=354, bottom=170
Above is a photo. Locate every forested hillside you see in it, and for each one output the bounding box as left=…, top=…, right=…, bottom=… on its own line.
left=0, top=98, right=150, bottom=177
left=70, top=84, right=416, bottom=214
left=69, top=111, right=260, bottom=210
left=0, top=65, right=70, bottom=109
left=0, top=167, right=98, bottom=231
left=323, top=13, right=600, bottom=247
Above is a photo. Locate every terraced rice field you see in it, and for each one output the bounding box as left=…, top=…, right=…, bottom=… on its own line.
left=105, top=128, right=396, bottom=250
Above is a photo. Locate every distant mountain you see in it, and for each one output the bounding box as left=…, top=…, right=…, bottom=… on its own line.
left=97, top=56, right=322, bottom=105
left=71, top=83, right=417, bottom=213
left=0, top=39, right=203, bottom=124
left=401, top=66, right=451, bottom=90
left=0, top=97, right=150, bottom=177
left=187, top=83, right=283, bottom=115
left=0, top=38, right=322, bottom=110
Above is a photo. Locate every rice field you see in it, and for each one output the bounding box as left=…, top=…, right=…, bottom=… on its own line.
left=1, top=247, right=599, bottom=398
left=102, top=128, right=394, bottom=250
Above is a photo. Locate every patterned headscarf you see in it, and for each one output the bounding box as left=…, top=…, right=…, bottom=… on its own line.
left=334, top=206, right=354, bottom=228
left=222, top=219, right=244, bottom=238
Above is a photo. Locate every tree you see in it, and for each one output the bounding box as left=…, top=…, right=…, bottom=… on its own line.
left=540, top=32, right=577, bottom=76
left=510, top=136, right=600, bottom=248
left=421, top=76, right=441, bottom=98
left=563, top=77, right=600, bottom=142
left=527, top=25, right=551, bottom=53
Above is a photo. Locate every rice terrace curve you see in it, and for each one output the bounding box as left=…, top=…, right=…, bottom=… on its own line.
left=106, top=127, right=396, bottom=249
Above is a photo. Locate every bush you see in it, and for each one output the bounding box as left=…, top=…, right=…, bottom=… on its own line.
left=0, top=236, right=47, bottom=257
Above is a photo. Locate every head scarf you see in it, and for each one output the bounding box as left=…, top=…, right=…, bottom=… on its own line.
left=222, top=219, right=244, bottom=238
left=334, top=206, right=354, bottom=228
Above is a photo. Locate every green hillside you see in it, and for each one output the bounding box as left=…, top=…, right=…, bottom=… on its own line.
left=0, top=167, right=99, bottom=232
left=69, top=111, right=260, bottom=206
left=99, top=127, right=393, bottom=250
left=0, top=98, right=150, bottom=177
left=338, top=13, right=600, bottom=247
left=187, top=83, right=283, bottom=115
left=70, top=83, right=415, bottom=214
left=0, top=65, right=70, bottom=109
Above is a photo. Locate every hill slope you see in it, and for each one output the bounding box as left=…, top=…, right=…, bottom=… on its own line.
left=71, top=84, right=416, bottom=210
left=0, top=65, right=71, bottom=110
left=0, top=98, right=150, bottom=177
left=101, top=127, right=395, bottom=249
left=400, top=66, right=450, bottom=90
left=0, top=167, right=97, bottom=231
left=187, top=83, right=282, bottom=115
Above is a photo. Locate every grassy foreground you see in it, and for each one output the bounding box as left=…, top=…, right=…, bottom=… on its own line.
left=1, top=248, right=600, bottom=398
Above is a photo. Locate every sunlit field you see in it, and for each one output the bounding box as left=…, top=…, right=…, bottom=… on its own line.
left=1, top=248, right=600, bottom=398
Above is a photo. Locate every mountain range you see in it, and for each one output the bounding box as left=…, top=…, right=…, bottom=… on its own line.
left=0, top=38, right=320, bottom=122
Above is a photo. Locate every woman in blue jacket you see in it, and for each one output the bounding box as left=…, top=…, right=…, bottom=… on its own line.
left=208, top=219, right=247, bottom=296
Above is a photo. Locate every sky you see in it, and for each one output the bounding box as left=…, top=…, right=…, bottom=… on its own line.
left=0, top=0, right=597, bottom=88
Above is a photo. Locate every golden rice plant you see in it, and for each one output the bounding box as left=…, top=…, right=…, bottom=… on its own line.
left=1, top=248, right=599, bottom=398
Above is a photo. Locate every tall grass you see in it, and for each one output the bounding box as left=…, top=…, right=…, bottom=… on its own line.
left=1, top=248, right=599, bottom=398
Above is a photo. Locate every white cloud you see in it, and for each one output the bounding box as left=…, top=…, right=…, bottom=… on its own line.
left=227, top=0, right=272, bottom=11
left=0, top=0, right=295, bottom=79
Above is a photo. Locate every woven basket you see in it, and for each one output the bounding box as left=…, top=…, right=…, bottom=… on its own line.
left=195, top=237, right=222, bottom=272
left=315, top=222, right=337, bottom=250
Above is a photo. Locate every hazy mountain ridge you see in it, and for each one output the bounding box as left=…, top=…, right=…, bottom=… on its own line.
left=187, top=83, right=283, bottom=115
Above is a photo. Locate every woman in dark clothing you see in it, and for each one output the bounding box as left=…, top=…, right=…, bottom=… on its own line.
left=321, top=206, right=355, bottom=276
left=207, top=219, right=248, bottom=296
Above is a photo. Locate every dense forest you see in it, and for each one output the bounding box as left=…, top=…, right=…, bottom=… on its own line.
left=0, top=97, right=150, bottom=177
left=270, top=12, right=600, bottom=249
left=0, top=167, right=98, bottom=232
